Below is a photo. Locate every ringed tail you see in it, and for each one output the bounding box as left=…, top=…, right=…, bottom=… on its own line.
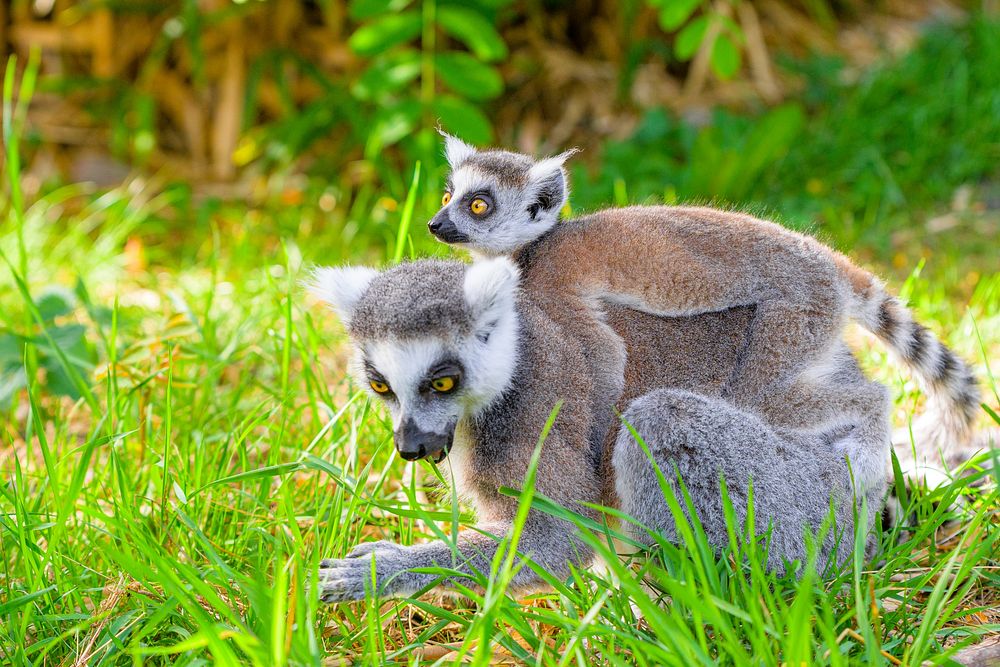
left=834, top=254, right=980, bottom=447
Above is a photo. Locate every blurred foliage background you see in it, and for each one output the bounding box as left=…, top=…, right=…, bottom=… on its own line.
left=3, top=0, right=997, bottom=246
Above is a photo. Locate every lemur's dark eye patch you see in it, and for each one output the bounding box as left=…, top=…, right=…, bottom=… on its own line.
left=425, top=360, right=463, bottom=393
left=462, top=192, right=494, bottom=219
left=363, top=360, right=393, bottom=395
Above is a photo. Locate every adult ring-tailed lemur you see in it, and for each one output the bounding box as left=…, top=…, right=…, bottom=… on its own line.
left=309, top=259, right=880, bottom=601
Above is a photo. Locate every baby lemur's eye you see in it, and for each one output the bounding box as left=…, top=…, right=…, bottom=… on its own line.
left=430, top=376, right=457, bottom=393
left=441, top=192, right=452, bottom=206
left=370, top=379, right=391, bottom=394
left=470, top=198, right=489, bottom=216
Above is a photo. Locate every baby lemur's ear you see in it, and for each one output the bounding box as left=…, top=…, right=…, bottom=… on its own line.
left=307, top=265, right=378, bottom=326
left=527, top=149, right=579, bottom=219
left=438, top=130, right=477, bottom=169
left=464, top=257, right=519, bottom=339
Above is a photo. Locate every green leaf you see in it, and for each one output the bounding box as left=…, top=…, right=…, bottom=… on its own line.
left=352, top=50, right=421, bottom=101
left=371, top=98, right=422, bottom=147
left=710, top=34, right=741, bottom=79
left=433, top=95, right=493, bottom=144
left=436, top=5, right=508, bottom=62
left=36, top=287, right=75, bottom=322
left=348, top=0, right=413, bottom=21
left=194, top=462, right=306, bottom=496
left=0, top=333, right=23, bottom=367
left=674, top=15, right=708, bottom=60
left=435, top=52, right=504, bottom=100
left=0, top=366, right=27, bottom=408
left=348, top=11, right=422, bottom=57
left=658, top=0, right=701, bottom=31
left=0, top=587, right=56, bottom=614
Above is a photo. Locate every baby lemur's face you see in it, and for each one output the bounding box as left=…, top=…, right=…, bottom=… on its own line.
left=308, top=259, right=520, bottom=463
left=427, top=134, right=576, bottom=256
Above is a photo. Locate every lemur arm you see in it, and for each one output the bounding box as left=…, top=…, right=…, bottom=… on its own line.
left=317, top=516, right=587, bottom=602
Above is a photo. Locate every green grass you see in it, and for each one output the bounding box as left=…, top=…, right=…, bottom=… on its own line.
left=2, top=18, right=1000, bottom=666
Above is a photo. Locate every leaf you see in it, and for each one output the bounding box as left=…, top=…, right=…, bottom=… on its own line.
left=0, top=587, right=56, bottom=614
left=348, top=0, right=413, bottom=21
left=436, top=5, right=508, bottom=62
left=47, top=324, right=94, bottom=365
left=658, top=0, right=701, bottom=31
left=193, top=462, right=306, bottom=496
left=433, top=95, right=493, bottom=144
left=435, top=52, right=504, bottom=100
left=0, top=333, right=24, bottom=367
left=0, top=366, right=27, bottom=409
left=36, top=287, right=76, bottom=322
left=43, top=324, right=95, bottom=399
left=371, top=98, right=422, bottom=148
left=710, top=34, right=741, bottom=79
left=348, top=11, right=422, bottom=57
left=674, top=15, right=708, bottom=60
left=352, top=50, right=421, bottom=101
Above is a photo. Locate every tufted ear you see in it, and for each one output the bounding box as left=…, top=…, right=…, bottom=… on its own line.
left=526, top=149, right=579, bottom=218
left=463, top=257, right=519, bottom=338
left=307, top=265, right=378, bottom=326
left=439, top=129, right=477, bottom=169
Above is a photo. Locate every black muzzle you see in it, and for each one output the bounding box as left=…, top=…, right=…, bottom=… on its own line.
left=394, top=419, right=454, bottom=463
left=427, top=211, right=470, bottom=244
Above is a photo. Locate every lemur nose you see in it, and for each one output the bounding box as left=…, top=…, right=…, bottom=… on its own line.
left=398, top=446, right=424, bottom=461
left=428, top=218, right=442, bottom=233
left=394, top=419, right=454, bottom=462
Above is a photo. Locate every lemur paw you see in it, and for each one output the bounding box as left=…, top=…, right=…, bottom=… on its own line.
left=318, top=543, right=410, bottom=603
left=343, top=540, right=404, bottom=560
left=318, top=557, right=374, bottom=602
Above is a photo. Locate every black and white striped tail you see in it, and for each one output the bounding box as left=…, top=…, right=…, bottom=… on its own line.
left=868, top=293, right=979, bottom=448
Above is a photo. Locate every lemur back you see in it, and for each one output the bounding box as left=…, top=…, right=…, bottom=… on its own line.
left=428, top=135, right=980, bottom=483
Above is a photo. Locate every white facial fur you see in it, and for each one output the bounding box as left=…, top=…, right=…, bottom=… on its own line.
left=437, top=133, right=576, bottom=256
left=444, top=133, right=477, bottom=169
left=317, top=257, right=521, bottom=445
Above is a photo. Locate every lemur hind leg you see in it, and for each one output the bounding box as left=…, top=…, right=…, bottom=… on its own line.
left=760, top=343, right=892, bottom=510
left=723, top=294, right=848, bottom=412
left=612, top=389, right=873, bottom=573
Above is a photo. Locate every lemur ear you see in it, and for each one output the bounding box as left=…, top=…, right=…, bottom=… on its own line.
left=439, top=130, right=477, bottom=169
left=307, top=265, right=378, bottom=325
left=527, top=149, right=579, bottom=217
left=463, top=257, right=519, bottom=338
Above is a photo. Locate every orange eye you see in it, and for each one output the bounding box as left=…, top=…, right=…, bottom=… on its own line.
left=470, top=198, right=488, bottom=215
left=370, top=379, right=391, bottom=394
left=441, top=192, right=452, bottom=206
left=431, top=376, right=456, bottom=393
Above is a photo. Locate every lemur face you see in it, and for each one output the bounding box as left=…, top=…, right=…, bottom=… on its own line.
left=354, top=339, right=469, bottom=462
left=308, top=259, right=520, bottom=463
left=428, top=134, right=577, bottom=256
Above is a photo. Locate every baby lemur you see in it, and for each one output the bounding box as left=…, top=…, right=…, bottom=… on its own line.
left=427, top=134, right=980, bottom=482
left=310, top=259, right=867, bottom=601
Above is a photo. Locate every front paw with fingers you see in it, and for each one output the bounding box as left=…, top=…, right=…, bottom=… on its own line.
left=318, top=556, right=379, bottom=602
left=318, top=543, right=409, bottom=603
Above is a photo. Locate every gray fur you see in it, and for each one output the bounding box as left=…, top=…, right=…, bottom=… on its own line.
left=311, top=259, right=880, bottom=602
left=435, top=138, right=980, bottom=487
left=348, top=261, right=473, bottom=339
left=613, top=389, right=868, bottom=571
